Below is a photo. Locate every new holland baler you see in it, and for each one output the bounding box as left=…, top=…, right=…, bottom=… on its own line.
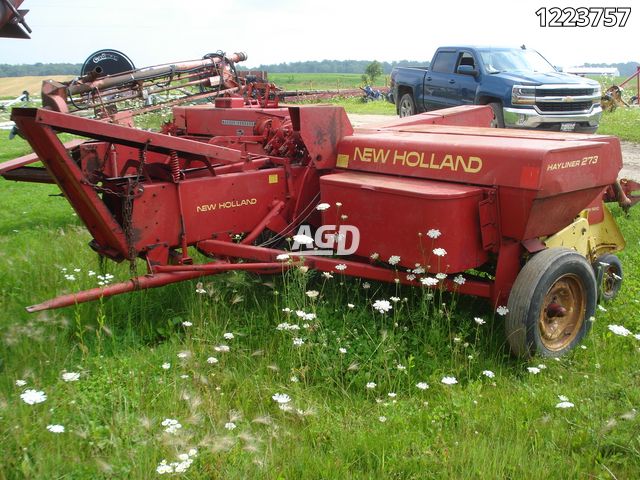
left=0, top=53, right=630, bottom=358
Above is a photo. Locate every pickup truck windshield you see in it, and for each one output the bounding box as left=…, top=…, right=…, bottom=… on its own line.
left=479, top=48, right=556, bottom=74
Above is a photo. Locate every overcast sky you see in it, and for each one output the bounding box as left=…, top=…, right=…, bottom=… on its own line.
left=1, top=0, right=637, bottom=68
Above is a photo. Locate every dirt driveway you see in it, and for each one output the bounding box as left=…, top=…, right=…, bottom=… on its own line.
left=348, top=114, right=640, bottom=181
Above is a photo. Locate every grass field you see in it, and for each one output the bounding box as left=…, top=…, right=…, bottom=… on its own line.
left=0, top=76, right=74, bottom=98
left=0, top=90, right=639, bottom=478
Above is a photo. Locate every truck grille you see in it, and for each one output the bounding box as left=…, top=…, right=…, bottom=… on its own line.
left=536, top=88, right=595, bottom=97
left=536, top=101, right=593, bottom=113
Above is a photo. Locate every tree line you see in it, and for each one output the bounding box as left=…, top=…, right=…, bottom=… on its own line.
left=0, top=60, right=638, bottom=77
left=0, top=63, right=83, bottom=77
left=0, top=60, right=428, bottom=77
left=582, top=62, right=639, bottom=78
left=240, top=60, right=431, bottom=74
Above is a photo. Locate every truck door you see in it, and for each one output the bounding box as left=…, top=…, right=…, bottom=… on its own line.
left=452, top=51, right=479, bottom=105
left=424, top=50, right=458, bottom=110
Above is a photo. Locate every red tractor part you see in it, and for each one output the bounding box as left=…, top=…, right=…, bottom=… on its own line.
left=0, top=0, right=30, bottom=38
left=3, top=92, right=627, bottom=358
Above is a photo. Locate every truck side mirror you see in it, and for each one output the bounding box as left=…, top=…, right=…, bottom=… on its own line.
left=457, top=65, right=478, bottom=77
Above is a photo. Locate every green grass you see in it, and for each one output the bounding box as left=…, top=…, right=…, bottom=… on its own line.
left=598, top=107, right=640, bottom=142
left=0, top=107, right=639, bottom=479
left=269, top=73, right=387, bottom=91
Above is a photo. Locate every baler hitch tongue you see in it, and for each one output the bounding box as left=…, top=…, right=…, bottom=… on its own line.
left=610, top=178, right=640, bottom=212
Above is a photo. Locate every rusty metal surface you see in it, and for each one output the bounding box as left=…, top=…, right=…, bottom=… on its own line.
left=0, top=0, right=30, bottom=38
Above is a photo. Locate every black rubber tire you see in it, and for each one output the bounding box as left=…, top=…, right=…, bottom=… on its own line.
left=506, top=248, right=597, bottom=358
left=488, top=102, right=504, bottom=128
left=398, top=93, right=416, bottom=117
left=592, top=253, right=623, bottom=302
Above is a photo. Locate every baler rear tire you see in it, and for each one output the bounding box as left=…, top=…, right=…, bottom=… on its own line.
left=592, top=253, right=623, bottom=302
left=488, top=102, right=504, bottom=128
left=398, top=93, right=416, bottom=117
left=505, top=248, right=596, bottom=358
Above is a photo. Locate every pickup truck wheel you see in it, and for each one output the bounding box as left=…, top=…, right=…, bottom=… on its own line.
left=398, top=93, right=416, bottom=117
left=488, top=102, right=504, bottom=128
left=505, top=248, right=596, bottom=358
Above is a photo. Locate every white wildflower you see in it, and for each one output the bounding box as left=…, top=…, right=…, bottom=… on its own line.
left=322, top=272, right=334, bottom=279
left=372, top=299, right=392, bottom=314
left=436, top=273, right=447, bottom=280
left=388, top=255, right=401, bottom=266
left=608, top=324, right=632, bottom=336
left=432, top=248, right=447, bottom=257
left=347, top=303, right=355, bottom=309
left=421, top=277, right=439, bottom=286
left=292, top=234, right=313, bottom=246
left=556, top=401, right=575, bottom=409
left=474, top=317, right=486, bottom=326
left=272, top=393, right=291, bottom=404
left=195, top=282, right=206, bottom=294
left=339, top=347, right=347, bottom=354
left=62, top=372, right=80, bottom=382
left=306, top=290, right=320, bottom=299
left=292, top=337, right=304, bottom=347
left=427, top=229, right=441, bottom=239
left=370, top=252, right=379, bottom=260
left=441, top=376, right=458, bottom=385
left=223, top=332, right=234, bottom=340
left=396, top=364, right=406, bottom=371
left=362, top=282, right=371, bottom=289
left=558, top=395, right=569, bottom=402
left=527, top=367, right=541, bottom=374
left=46, top=424, right=65, bottom=433
left=482, top=370, right=495, bottom=378
left=20, top=389, right=47, bottom=405
left=453, top=275, right=466, bottom=285
left=15, top=379, right=27, bottom=387
left=214, top=345, right=230, bottom=352
left=182, top=321, right=192, bottom=327
left=161, top=418, right=182, bottom=434
left=388, top=392, right=397, bottom=398
left=335, top=263, right=347, bottom=271
left=416, top=382, right=429, bottom=390
left=206, top=357, right=219, bottom=364
left=161, top=362, right=171, bottom=370
left=598, top=304, right=607, bottom=312
left=276, top=253, right=290, bottom=261
left=365, top=382, right=377, bottom=389
left=177, top=351, right=190, bottom=359
left=496, top=306, right=509, bottom=316
left=316, top=203, right=330, bottom=211
left=224, top=422, right=236, bottom=430
left=378, top=416, right=387, bottom=423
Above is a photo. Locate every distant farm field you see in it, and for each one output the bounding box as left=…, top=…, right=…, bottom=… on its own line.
left=0, top=73, right=385, bottom=99
left=269, top=72, right=387, bottom=90
left=0, top=76, right=74, bottom=98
